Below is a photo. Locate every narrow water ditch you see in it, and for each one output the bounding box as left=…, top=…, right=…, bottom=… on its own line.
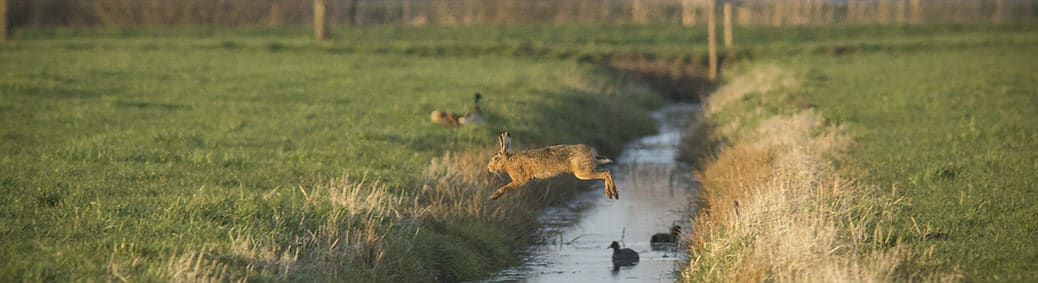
left=489, top=103, right=700, bottom=282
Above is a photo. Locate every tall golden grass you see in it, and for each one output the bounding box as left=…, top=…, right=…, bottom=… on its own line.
left=682, top=65, right=959, bottom=282
left=135, top=149, right=586, bottom=281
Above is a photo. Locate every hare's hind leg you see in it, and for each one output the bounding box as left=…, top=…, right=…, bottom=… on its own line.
left=574, top=168, right=618, bottom=200
left=601, top=171, right=618, bottom=199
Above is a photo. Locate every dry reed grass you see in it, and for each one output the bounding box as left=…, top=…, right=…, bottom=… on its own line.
left=144, top=175, right=418, bottom=281
left=148, top=148, right=586, bottom=281
left=421, top=150, right=584, bottom=225
left=421, top=150, right=500, bottom=221
left=704, top=64, right=799, bottom=119
left=162, top=250, right=230, bottom=283
left=683, top=65, right=958, bottom=282
left=229, top=234, right=298, bottom=280
left=686, top=109, right=904, bottom=282
left=293, top=175, right=421, bottom=279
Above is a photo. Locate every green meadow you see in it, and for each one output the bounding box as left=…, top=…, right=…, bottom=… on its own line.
left=2, top=24, right=1036, bottom=281
left=690, top=24, right=1037, bottom=281
left=0, top=30, right=664, bottom=281
left=786, top=39, right=1038, bottom=280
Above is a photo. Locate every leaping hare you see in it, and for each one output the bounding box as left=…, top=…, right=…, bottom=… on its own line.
left=486, top=131, right=618, bottom=200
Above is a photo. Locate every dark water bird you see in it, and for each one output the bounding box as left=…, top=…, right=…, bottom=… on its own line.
left=608, top=241, right=639, bottom=270
left=650, top=225, right=682, bottom=250
left=430, top=92, right=484, bottom=127
left=459, top=93, right=484, bottom=125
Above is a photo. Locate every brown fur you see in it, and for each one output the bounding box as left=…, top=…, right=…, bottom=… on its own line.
left=431, top=93, right=483, bottom=127
left=487, top=131, right=617, bottom=200
left=430, top=110, right=461, bottom=126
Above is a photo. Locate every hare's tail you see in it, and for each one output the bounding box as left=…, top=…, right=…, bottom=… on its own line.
left=595, top=155, right=613, bottom=165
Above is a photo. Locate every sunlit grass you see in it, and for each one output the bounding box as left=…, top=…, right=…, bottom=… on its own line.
left=2, top=23, right=1035, bottom=281
left=787, top=41, right=1038, bottom=281
left=0, top=34, right=660, bottom=281
left=686, top=28, right=1036, bottom=281
left=683, top=64, right=929, bottom=282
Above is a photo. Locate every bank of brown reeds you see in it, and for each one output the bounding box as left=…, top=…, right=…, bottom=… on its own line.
left=129, top=148, right=588, bottom=281
left=682, top=64, right=959, bottom=282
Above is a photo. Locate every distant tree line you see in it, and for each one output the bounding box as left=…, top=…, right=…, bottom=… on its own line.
left=5, top=0, right=1035, bottom=27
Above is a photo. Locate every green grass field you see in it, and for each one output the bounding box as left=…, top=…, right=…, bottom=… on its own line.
left=0, top=31, right=663, bottom=281
left=785, top=41, right=1038, bottom=281
left=2, top=24, right=1036, bottom=281
left=691, top=24, right=1037, bottom=281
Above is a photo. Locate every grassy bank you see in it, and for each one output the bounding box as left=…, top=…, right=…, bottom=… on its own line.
left=3, top=24, right=1035, bottom=281
left=0, top=33, right=661, bottom=281
left=786, top=38, right=1037, bottom=281
left=682, top=64, right=916, bottom=282
left=683, top=27, right=1036, bottom=281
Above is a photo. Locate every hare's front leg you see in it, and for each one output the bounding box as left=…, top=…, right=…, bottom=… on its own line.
left=489, top=180, right=523, bottom=200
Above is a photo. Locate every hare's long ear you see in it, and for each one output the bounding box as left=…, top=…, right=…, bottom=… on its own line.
left=503, top=131, right=511, bottom=150
left=498, top=131, right=511, bottom=153
left=497, top=132, right=506, bottom=153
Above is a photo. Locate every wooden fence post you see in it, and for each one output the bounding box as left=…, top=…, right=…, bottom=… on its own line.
left=313, top=0, right=328, bottom=41
left=1, top=0, right=7, bottom=42
left=681, top=0, right=696, bottom=26
left=993, top=0, right=1005, bottom=23
left=632, top=0, right=649, bottom=24
left=910, top=0, right=923, bottom=24
left=708, top=0, right=717, bottom=80
left=723, top=2, right=732, bottom=48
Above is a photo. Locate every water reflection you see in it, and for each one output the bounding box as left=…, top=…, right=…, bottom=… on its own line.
left=488, top=104, right=700, bottom=282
